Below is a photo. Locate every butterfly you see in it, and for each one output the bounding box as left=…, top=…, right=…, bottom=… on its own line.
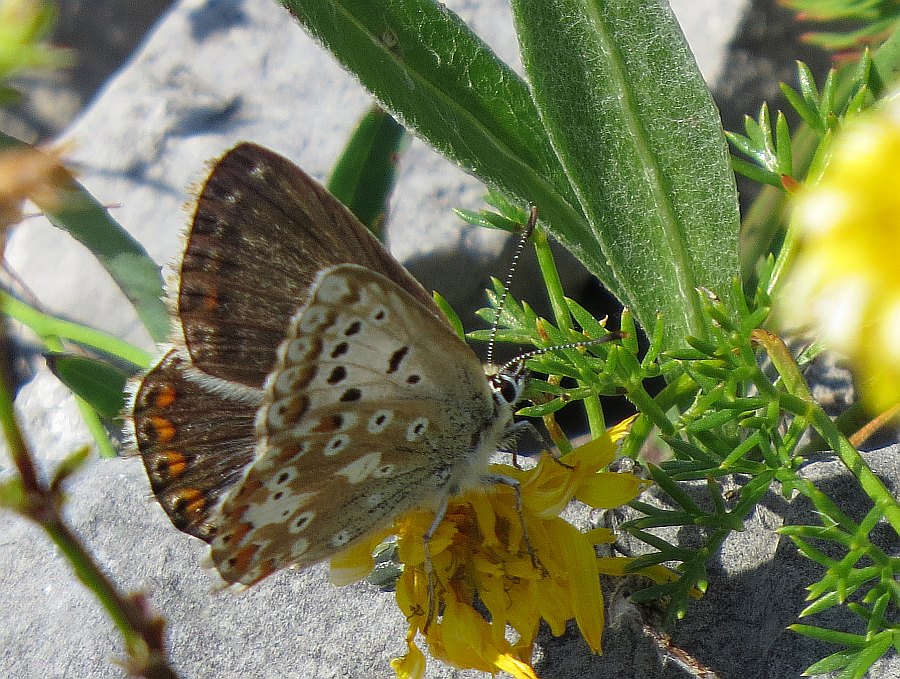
left=130, top=142, right=526, bottom=587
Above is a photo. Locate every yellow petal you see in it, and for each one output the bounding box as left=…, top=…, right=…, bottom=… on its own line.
left=391, top=632, right=427, bottom=679
left=473, top=569, right=511, bottom=646
left=546, top=520, right=604, bottom=653
left=327, top=532, right=385, bottom=585
left=492, top=653, right=540, bottom=679
left=470, top=491, right=501, bottom=547
left=575, top=472, right=652, bottom=509
left=609, top=414, right=639, bottom=441
left=437, top=598, right=497, bottom=671
left=394, top=568, right=429, bottom=625
left=530, top=575, right=570, bottom=636
left=595, top=558, right=699, bottom=596
left=563, top=433, right=617, bottom=473
left=583, top=527, right=616, bottom=545
left=516, top=455, right=576, bottom=517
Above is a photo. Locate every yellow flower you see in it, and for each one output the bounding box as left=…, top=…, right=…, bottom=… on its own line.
left=329, top=417, right=660, bottom=678
left=781, top=90, right=900, bottom=411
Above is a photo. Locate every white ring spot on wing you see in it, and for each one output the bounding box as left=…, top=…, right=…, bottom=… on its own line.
left=286, top=336, right=315, bottom=363
left=288, top=510, right=316, bottom=534
left=332, top=529, right=352, bottom=548
left=299, top=305, right=330, bottom=333
left=406, top=417, right=429, bottom=441
left=274, top=366, right=303, bottom=395
left=372, top=464, right=396, bottom=478
left=368, top=409, right=393, bottom=433
left=261, top=467, right=301, bottom=489
left=337, top=451, right=384, bottom=484
left=265, top=399, right=290, bottom=430
left=323, top=434, right=350, bottom=456
left=242, top=489, right=313, bottom=528
left=317, top=274, right=352, bottom=303
left=372, top=464, right=397, bottom=479
left=369, top=304, right=390, bottom=324
left=290, top=537, right=310, bottom=558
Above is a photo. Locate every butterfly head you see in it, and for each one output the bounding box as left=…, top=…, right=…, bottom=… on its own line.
left=485, top=360, right=527, bottom=408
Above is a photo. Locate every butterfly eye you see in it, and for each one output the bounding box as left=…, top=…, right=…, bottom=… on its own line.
left=491, top=369, right=525, bottom=405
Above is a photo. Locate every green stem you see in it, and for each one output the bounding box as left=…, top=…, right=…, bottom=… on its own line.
left=757, top=330, right=900, bottom=536
left=532, top=226, right=573, bottom=334
left=532, top=225, right=607, bottom=436
left=1, top=290, right=152, bottom=368
left=807, top=404, right=900, bottom=536
left=765, top=206, right=801, bottom=298
left=627, top=382, right=675, bottom=436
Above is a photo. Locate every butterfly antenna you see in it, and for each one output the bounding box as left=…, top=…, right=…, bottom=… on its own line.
left=499, top=332, right=624, bottom=375
left=486, top=206, right=538, bottom=367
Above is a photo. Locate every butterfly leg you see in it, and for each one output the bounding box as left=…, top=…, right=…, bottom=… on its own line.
left=500, top=420, right=574, bottom=470
left=482, top=473, right=548, bottom=577
left=422, top=496, right=450, bottom=632
left=500, top=420, right=546, bottom=469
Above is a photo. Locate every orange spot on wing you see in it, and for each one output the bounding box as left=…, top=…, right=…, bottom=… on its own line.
left=311, top=414, right=342, bottom=433
left=162, top=450, right=187, bottom=479
left=153, top=384, right=176, bottom=409
left=231, top=543, right=260, bottom=575
left=202, top=291, right=219, bottom=311
left=149, top=415, right=176, bottom=442
left=231, top=521, right=252, bottom=545
left=152, top=450, right=187, bottom=479
left=175, top=488, right=206, bottom=518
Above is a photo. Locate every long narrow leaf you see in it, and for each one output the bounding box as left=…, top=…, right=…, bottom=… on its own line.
left=281, top=0, right=621, bottom=300
left=327, top=105, right=408, bottom=239
left=0, top=133, right=168, bottom=342
left=512, top=0, right=741, bottom=347
left=44, top=353, right=129, bottom=420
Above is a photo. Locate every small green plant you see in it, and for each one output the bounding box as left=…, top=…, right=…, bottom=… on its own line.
left=2, top=1, right=900, bottom=678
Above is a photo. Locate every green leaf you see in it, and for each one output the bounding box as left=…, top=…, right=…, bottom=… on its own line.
left=44, top=353, right=129, bottom=420
left=49, top=445, right=92, bottom=493
left=511, top=0, right=740, bottom=348
left=517, top=399, right=568, bottom=417
left=328, top=105, right=409, bottom=239
left=453, top=207, right=524, bottom=232
left=0, top=133, right=168, bottom=342
left=0, top=290, right=152, bottom=368
left=432, top=291, right=464, bottom=340
left=803, top=648, right=856, bottom=675
left=281, top=0, right=621, bottom=304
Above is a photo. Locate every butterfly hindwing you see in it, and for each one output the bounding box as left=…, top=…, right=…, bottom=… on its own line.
left=130, top=350, right=257, bottom=540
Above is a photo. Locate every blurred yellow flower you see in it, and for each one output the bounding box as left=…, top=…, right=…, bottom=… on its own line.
left=781, top=91, right=900, bottom=412
left=329, top=417, right=659, bottom=678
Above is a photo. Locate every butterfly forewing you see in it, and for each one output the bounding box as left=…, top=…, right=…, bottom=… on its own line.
left=131, top=350, right=257, bottom=540
left=177, top=143, right=443, bottom=389
left=208, top=264, right=509, bottom=586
